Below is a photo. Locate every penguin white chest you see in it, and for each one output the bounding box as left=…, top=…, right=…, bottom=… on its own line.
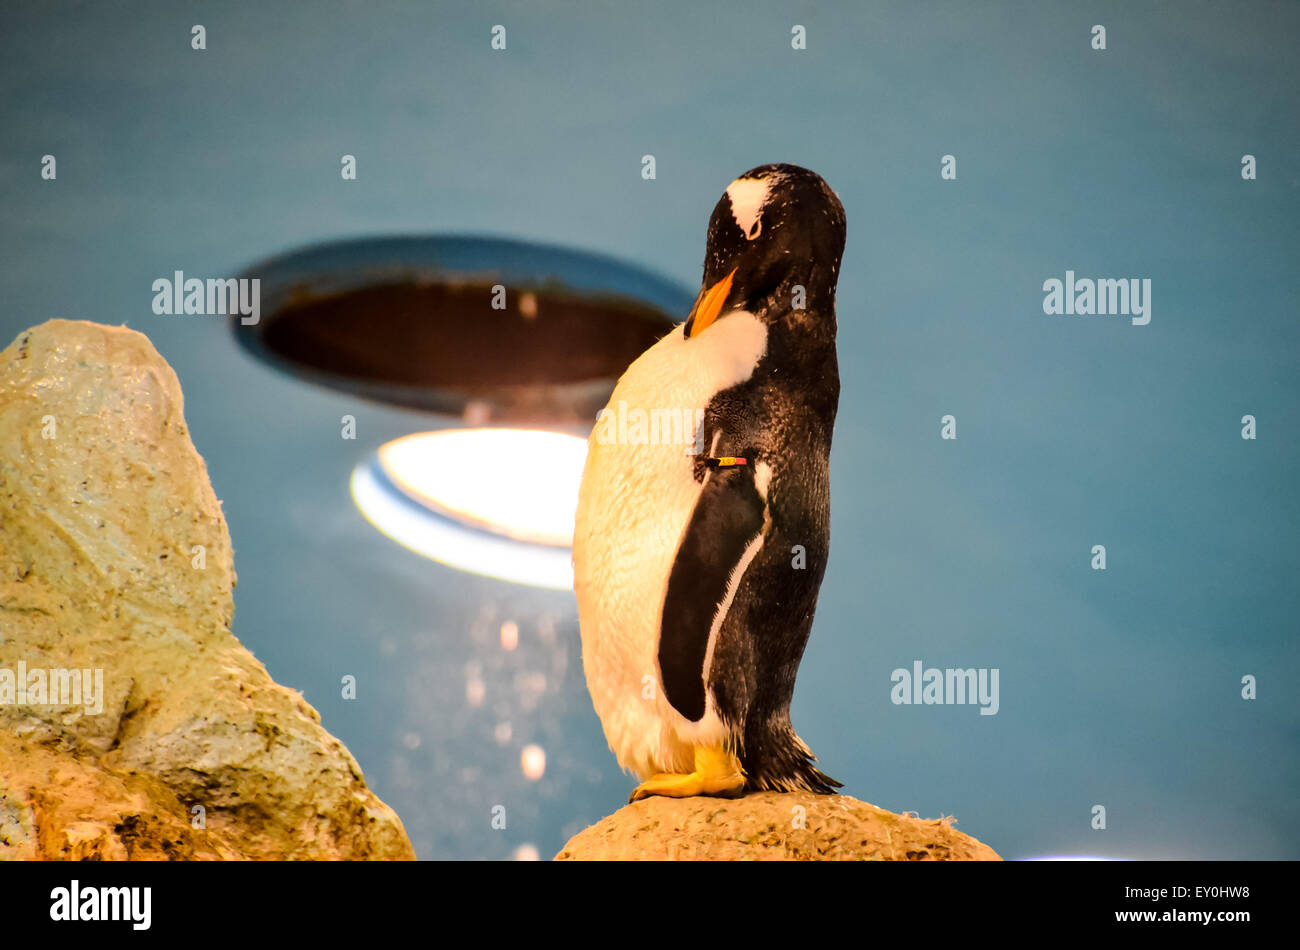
left=573, top=314, right=767, bottom=779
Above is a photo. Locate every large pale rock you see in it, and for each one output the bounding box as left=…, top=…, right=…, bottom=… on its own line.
left=0, top=319, right=414, bottom=860
left=555, top=791, right=1001, bottom=860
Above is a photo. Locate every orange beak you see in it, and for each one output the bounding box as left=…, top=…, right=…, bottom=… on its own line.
left=684, top=267, right=737, bottom=339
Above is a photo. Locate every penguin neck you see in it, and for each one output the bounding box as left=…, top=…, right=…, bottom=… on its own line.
left=756, top=286, right=838, bottom=365
left=757, top=306, right=839, bottom=395
left=751, top=266, right=839, bottom=346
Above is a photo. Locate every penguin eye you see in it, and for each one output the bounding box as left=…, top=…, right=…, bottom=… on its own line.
left=747, top=220, right=762, bottom=240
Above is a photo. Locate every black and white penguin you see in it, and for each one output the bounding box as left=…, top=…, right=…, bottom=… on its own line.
left=573, top=163, right=847, bottom=801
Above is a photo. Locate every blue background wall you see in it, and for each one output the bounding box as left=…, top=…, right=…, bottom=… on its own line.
left=2, top=1, right=1296, bottom=859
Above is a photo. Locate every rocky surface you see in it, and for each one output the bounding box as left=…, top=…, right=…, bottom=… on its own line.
left=555, top=790, right=1001, bottom=860
left=0, top=319, right=414, bottom=860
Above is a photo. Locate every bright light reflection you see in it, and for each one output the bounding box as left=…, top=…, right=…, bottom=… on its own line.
left=521, top=744, right=546, bottom=781
left=380, top=428, right=587, bottom=546
left=350, top=428, right=587, bottom=590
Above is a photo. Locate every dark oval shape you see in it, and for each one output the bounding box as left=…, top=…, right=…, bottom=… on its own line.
left=230, top=235, right=691, bottom=425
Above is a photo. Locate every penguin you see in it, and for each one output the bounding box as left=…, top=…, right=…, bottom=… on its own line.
left=573, top=163, right=847, bottom=802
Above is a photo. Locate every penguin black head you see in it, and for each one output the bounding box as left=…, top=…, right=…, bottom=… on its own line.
left=683, top=163, right=847, bottom=340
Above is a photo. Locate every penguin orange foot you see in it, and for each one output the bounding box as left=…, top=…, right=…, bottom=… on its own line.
left=628, top=745, right=746, bottom=803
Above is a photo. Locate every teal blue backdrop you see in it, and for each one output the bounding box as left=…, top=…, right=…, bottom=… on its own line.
left=2, top=1, right=1296, bottom=859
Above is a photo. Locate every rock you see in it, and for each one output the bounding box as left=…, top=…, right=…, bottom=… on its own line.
left=0, top=319, right=414, bottom=860
left=555, top=790, right=1001, bottom=860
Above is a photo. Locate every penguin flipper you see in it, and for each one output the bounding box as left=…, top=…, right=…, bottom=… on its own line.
left=658, top=464, right=765, bottom=724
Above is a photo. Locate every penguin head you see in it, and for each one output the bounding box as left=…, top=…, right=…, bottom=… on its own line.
left=683, top=163, right=847, bottom=340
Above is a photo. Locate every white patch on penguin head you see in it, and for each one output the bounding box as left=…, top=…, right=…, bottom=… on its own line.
left=725, top=175, right=775, bottom=241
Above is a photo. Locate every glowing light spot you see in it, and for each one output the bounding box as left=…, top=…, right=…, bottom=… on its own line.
left=462, top=401, right=491, bottom=426
left=466, top=677, right=485, bottom=707
left=518, top=292, right=539, bottom=319
left=500, top=620, right=519, bottom=651
left=380, top=428, right=585, bottom=546
left=350, top=428, right=587, bottom=590
left=521, top=744, right=546, bottom=781
left=494, top=721, right=513, bottom=744
left=514, top=844, right=541, bottom=861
